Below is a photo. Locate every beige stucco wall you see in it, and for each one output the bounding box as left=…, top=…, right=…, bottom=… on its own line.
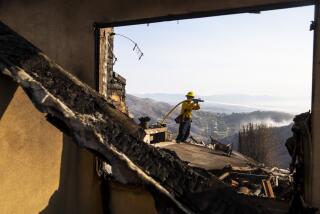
left=0, top=85, right=62, bottom=213
left=0, top=84, right=104, bottom=213
left=110, top=182, right=157, bottom=214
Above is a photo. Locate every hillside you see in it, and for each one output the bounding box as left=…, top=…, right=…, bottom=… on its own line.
left=127, top=94, right=294, bottom=142
left=135, top=93, right=310, bottom=114
left=239, top=124, right=292, bottom=168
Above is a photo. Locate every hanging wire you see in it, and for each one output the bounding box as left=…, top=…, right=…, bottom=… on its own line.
left=109, top=32, right=144, bottom=60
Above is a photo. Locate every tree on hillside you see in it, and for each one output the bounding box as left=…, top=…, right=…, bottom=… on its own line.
left=239, top=123, right=281, bottom=166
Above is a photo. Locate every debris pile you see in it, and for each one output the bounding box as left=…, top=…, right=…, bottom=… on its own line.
left=187, top=136, right=292, bottom=200
left=189, top=135, right=233, bottom=156
left=215, top=165, right=292, bottom=200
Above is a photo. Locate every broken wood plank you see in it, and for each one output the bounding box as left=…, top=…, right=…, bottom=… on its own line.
left=219, top=172, right=230, bottom=181
left=262, top=179, right=275, bottom=199
left=231, top=180, right=239, bottom=188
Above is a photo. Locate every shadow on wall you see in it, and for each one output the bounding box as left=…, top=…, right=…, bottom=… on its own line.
left=0, top=74, right=18, bottom=120
left=40, top=135, right=108, bottom=214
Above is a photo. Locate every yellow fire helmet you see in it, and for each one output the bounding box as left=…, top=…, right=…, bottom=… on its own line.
left=186, top=91, right=195, bottom=97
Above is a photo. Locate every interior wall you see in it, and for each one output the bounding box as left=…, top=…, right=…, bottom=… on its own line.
left=0, top=83, right=104, bottom=213
left=0, top=85, right=63, bottom=213
left=40, top=136, right=104, bottom=214
left=109, top=182, right=157, bottom=214
left=0, top=2, right=108, bottom=212
left=0, top=0, right=96, bottom=87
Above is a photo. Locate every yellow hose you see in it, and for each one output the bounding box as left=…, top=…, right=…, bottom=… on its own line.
left=159, top=100, right=186, bottom=125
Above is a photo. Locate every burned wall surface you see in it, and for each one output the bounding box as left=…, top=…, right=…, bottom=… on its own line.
left=311, top=3, right=320, bottom=210
left=108, top=71, right=127, bottom=113
left=98, top=28, right=110, bottom=97
left=99, top=28, right=128, bottom=113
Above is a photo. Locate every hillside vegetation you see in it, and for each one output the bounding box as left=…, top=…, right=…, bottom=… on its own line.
left=127, top=94, right=293, bottom=141
left=239, top=123, right=292, bottom=168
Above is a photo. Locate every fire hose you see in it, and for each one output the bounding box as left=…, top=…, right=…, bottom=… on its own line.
left=159, top=99, right=204, bottom=125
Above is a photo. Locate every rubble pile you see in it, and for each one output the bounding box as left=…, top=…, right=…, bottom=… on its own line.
left=216, top=166, right=292, bottom=200
left=188, top=135, right=293, bottom=201
left=189, top=136, right=233, bottom=156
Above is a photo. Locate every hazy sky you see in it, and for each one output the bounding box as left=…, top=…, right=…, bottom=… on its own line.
left=113, top=6, right=314, bottom=99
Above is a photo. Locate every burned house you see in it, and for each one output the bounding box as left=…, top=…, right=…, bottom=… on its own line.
left=0, top=0, right=320, bottom=213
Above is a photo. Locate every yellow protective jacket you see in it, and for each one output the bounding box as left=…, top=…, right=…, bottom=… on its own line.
left=180, top=101, right=200, bottom=119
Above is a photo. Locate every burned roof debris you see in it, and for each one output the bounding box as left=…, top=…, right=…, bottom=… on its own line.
left=156, top=138, right=293, bottom=202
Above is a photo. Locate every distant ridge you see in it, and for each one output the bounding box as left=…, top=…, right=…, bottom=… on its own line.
left=134, top=93, right=310, bottom=114
left=127, top=94, right=293, bottom=138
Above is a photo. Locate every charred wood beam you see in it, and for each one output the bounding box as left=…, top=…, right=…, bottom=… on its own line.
left=0, top=22, right=270, bottom=214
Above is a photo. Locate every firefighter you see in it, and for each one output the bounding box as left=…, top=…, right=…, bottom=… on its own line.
left=176, top=91, right=201, bottom=143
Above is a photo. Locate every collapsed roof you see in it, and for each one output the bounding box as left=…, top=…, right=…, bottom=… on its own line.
left=0, top=22, right=285, bottom=214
